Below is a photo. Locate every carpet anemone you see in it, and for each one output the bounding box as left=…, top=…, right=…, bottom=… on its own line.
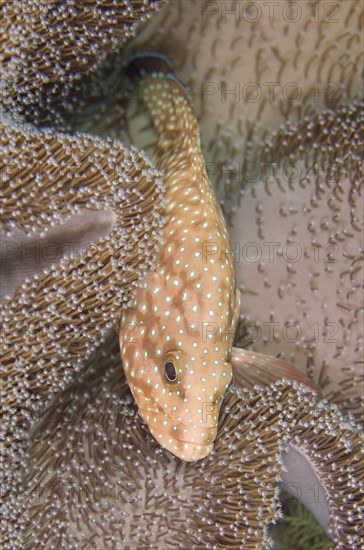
left=24, top=332, right=363, bottom=549
left=1, top=0, right=166, bottom=126
left=229, top=100, right=364, bottom=422
left=1, top=0, right=363, bottom=548
left=0, top=117, right=165, bottom=547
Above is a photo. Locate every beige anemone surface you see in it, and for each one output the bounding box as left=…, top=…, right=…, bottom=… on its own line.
left=229, top=100, right=364, bottom=422
left=120, top=0, right=363, bottom=192
left=0, top=116, right=165, bottom=548
left=24, top=332, right=364, bottom=549
left=0, top=0, right=166, bottom=126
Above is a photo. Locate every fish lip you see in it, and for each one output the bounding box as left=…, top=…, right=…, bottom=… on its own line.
left=138, top=406, right=219, bottom=431
left=138, top=418, right=216, bottom=447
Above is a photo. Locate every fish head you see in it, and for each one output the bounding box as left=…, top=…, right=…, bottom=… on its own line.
left=120, top=306, right=235, bottom=461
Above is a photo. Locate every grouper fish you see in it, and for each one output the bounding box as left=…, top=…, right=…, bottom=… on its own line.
left=119, top=53, right=317, bottom=462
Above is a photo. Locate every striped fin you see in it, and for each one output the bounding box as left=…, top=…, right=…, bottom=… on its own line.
left=125, top=52, right=198, bottom=149
left=126, top=51, right=192, bottom=101
left=126, top=52, right=175, bottom=80
left=231, top=347, right=320, bottom=393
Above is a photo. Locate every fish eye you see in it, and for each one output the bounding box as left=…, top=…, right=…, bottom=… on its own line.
left=164, top=359, right=177, bottom=382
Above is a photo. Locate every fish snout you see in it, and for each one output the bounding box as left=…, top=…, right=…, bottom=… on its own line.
left=138, top=407, right=219, bottom=461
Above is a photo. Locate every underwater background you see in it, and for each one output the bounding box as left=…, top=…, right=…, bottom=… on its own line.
left=1, top=1, right=363, bottom=548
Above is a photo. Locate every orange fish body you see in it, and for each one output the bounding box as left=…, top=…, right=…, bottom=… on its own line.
left=119, top=54, right=240, bottom=461
left=120, top=53, right=318, bottom=462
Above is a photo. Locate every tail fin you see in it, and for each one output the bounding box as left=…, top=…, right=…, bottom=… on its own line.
left=125, top=52, right=199, bottom=149
left=126, top=52, right=175, bottom=81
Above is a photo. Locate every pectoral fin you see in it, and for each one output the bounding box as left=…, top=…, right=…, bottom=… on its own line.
left=231, top=347, right=319, bottom=393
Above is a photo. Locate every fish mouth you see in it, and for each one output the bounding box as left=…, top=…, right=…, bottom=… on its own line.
left=138, top=406, right=219, bottom=433
left=144, top=422, right=214, bottom=446
left=138, top=406, right=217, bottom=461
